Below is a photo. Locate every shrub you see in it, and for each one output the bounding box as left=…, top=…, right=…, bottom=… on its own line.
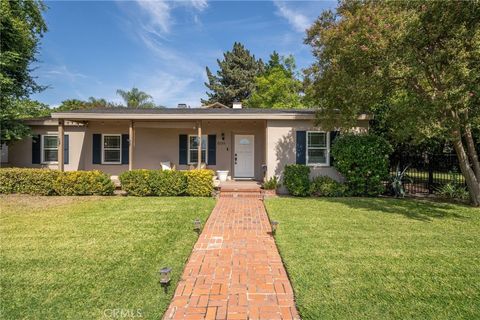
left=262, top=176, right=280, bottom=190
left=150, top=170, right=187, bottom=196
left=119, top=169, right=154, bottom=196
left=310, top=176, right=347, bottom=197
left=185, top=169, right=214, bottom=197
left=437, top=183, right=469, bottom=201
left=331, top=134, right=393, bottom=196
left=0, top=168, right=60, bottom=195
left=54, top=171, right=115, bottom=196
left=283, top=164, right=311, bottom=196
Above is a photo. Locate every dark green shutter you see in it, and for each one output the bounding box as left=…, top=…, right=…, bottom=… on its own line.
left=330, top=131, right=340, bottom=166
left=64, top=135, right=69, bottom=164
left=121, top=134, right=129, bottom=164
left=92, top=134, right=101, bottom=164
left=32, top=135, right=41, bottom=164
left=207, top=135, right=216, bottom=165
left=296, top=131, right=306, bottom=164
left=179, top=135, right=188, bottom=165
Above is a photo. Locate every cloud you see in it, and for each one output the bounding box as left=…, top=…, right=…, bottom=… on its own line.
left=135, top=0, right=171, bottom=34
left=42, top=65, right=87, bottom=82
left=273, top=0, right=311, bottom=33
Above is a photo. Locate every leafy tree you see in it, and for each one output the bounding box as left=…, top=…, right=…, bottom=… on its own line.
left=0, top=0, right=47, bottom=144
left=116, top=87, right=155, bottom=108
left=55, top=97, right=116, bottom=111
left=304, top=1, right=480, bottom=206
left=1, top=99, right=50, bottom=142
left=202, top=42, right=264, bottom=106
left=246, top=52, right=303, bottom=109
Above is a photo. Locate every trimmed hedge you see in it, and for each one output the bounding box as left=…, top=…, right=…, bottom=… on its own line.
left=310, top=176, right=347, bottom=197
left=185, top=170, right=214, bottom=197
left=331, top=133, right=393, bottom=196
left=283, top=164, right=311, bottom=197
left=0, top=168, right=114, bottom=196
left=0, top=168, right=60, bottom=195
left=119, top=169, right=213, bottom=197
left=54, top=171, right=115, bottom=196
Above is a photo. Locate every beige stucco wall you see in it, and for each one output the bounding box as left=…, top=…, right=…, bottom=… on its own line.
left=266, top=119, right=370, bottom=187
left=7, top=120, right=266, bottom=180
left=7, top=125, right=86, bottom=171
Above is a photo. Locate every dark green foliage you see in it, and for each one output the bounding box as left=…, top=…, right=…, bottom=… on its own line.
left=53, top=171, right=114, bottom=196
left=283, top=164, right=311, bottom=196
left=203, top=42, right=264, bottom=106
left=310, top=176, right=347, bottom=197
left=119, top=169, right=214, bottom=197
left=1, top=0, right=47, bottom=144
left=149, top=170, right=187, bottom=196
left=332, top=134, right=393, bottom=196
left=0, top=168, right=114, bottom=195
left=262, top=176, right=280, bottom=190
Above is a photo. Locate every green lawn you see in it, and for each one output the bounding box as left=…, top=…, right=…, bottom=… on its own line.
left=265, top=197, right=480, bottom=320
left=0, top=195, right=215, bottom=319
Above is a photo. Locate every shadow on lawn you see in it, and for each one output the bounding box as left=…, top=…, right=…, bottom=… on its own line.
left=313, top=197, right=470, bottom=222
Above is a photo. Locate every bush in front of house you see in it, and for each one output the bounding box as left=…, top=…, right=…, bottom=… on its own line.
left=119, top=169, right=214, bottom=197
left=54, top=171, right=115, bottom=196
left=262, top=176, right=280, bottom=190
left=184, top=169, right=214, bottom=197
left=283, top=164, right=311, bottom=196
left=119, top=169, right=154, bottom=196
left=150, top=170, right=187, bottom=196
left=331, top=133, right=393, bottom=196
left=310, top=176, right=348, bottom=197
left=0, top=168, right=60, bottom=195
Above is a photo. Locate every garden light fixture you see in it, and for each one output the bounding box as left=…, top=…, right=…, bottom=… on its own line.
left=194, top=218, right=202, bottom=233
left=271, top=220, right=279, bottom=234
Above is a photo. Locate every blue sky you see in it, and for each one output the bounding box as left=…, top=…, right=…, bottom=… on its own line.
left=32, top=0, right=336, bottom=108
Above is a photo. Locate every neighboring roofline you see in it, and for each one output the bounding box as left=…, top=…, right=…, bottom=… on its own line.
left=203, top=102, right=229, bottom=109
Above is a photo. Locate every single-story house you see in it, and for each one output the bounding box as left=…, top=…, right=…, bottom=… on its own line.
left=6, top=105, right=369, bottom=182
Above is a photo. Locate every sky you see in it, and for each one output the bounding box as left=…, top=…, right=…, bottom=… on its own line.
left=32, top=0, right=336, bottom=108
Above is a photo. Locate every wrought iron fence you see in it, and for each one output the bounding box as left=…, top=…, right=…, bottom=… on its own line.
left=385, top=152, right=465, bottom=195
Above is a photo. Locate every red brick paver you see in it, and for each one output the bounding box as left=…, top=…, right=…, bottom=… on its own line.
left=164, top=197, right=300, bottom=320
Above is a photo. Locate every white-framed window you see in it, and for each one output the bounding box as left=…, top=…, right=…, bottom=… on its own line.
left=188, top=135, right=207, bottom=164
left=102, top=134, right=121, bottom=164
left=41, top=135, right=58, bottom=163
left=306, top=131, right=330, bottom=166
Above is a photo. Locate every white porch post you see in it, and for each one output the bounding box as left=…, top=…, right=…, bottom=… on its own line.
left=129, top=120, right=134, bottom=171
left=197, top=121, right=202, bottom=170
left=58, top=119, right=64, bottom=171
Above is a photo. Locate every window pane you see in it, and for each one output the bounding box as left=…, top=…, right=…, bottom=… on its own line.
left=189, top=136, right=199, bottom=149
left=44, top=150, right=58, bottom=162
left=104, top=150, right=120, bottom=162
left=201, top=136, right=207, bottom=149
left=201, top=150, right=206, bottom=163
left=308, top=149, right=327, bottom=164
left=44, top=136, right=58, bottom=148
left=190, top=150, right=198, bottom=163
left=104, top=136, right=120, bottom=148
left=308, top=132, right=326, bottom=148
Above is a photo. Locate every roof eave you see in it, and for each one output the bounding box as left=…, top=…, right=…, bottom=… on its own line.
left=50, top=113, right=316, bottom=120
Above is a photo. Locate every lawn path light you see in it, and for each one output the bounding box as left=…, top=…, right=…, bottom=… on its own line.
left=159, top=267, right=172, bottom=293
left=271, top=220, right=279, bottom=234
left=194, top=218, right=202, bottom=234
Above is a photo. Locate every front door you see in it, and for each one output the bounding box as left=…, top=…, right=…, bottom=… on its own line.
left=234, top=135, right=255, bottom=178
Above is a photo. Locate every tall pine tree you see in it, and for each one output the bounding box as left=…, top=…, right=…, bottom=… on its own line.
left=202, top=42, right=264, bottom=107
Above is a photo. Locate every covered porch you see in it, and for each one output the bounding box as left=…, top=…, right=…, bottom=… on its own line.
left=55, top=118, right=267, bottom=181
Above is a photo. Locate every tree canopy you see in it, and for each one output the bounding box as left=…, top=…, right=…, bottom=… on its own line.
left=246, top=52, right=303, bottom=109
left=116, top=87, right=156, bottom=108
left=203, top=42, right=264, bottom=107
left=1, top=0, right=47, bottom=144
left=304, top=0, right=480, bottom=205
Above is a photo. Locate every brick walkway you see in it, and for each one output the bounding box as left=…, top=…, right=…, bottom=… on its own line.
left=163, top=197, right=300, bottom=320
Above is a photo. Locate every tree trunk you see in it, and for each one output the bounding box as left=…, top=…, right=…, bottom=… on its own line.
left=452, top=129, right=480, bottom=206
left=464, top=126, right=480, bottom=181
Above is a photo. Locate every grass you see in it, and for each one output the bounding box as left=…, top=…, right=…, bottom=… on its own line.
left=265, top=197, right=480, bottom=320
left=0, top=195, right=215, bottom=319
